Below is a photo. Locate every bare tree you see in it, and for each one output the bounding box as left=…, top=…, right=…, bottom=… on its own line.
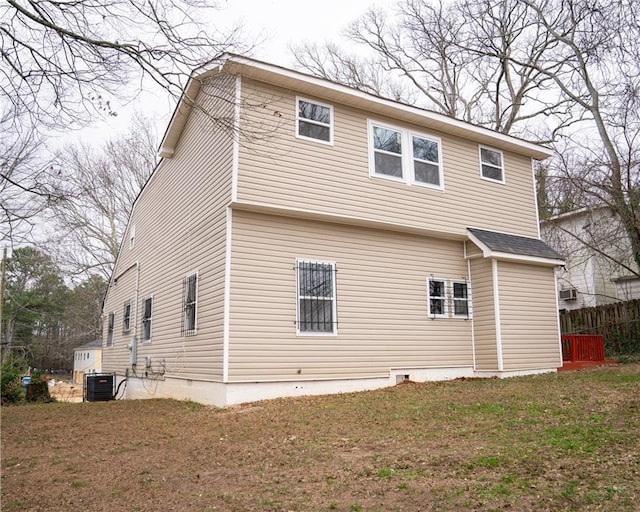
left=44, top=114, right=158, bottom=280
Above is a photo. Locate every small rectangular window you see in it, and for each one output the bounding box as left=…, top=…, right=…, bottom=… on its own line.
left=129, top=225, right=136, bottom=249
left=480, top=146, right=505, bottom=183
left=452, top=281, right=471, bottom=318
left=296, top=97, right=333, bottom=144
left=428, top=278, right=447, bottom=317
left=296, top=260, right=337, bottom=335
left=182, top=273, right=198, bottom=336
left=412, top=135, right=442, bottom=186
left=142, top=296, right=153, bottom=342
left=372, top=125, right=403, bottom=178
left=107, top=312, right=115, bottom=347
left=122, top=301, right=131, bottom=333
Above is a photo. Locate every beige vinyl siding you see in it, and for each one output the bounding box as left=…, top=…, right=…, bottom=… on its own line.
left=102, top=74, right=236, bottom=381
left=465, top=241, right=484, bottom=258
left=228, top=210, right=474, bottom=382
left=102, top=266, right=137, bottom=369
left=237, top=79, right=540, bottom=238
left=498, top=261, right=561, bottom=369
left=469, top=258, right=499, bottom=370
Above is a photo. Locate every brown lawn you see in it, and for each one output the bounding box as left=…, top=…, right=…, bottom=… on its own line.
left=2, top=363, right=639, bottom=511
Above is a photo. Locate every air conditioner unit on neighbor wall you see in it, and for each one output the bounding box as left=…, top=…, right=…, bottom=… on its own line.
left=559, top=288, right=578, bottom=301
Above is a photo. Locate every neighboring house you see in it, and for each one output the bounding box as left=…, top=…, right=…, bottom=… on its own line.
left=73, top=339, right=103, bottom=385
left=102, top=54, right=564, bottom=407
left=541, top=207, right=640, bottom=311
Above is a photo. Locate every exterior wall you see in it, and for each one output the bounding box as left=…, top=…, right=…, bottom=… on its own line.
left=497, top=261, right=562, bottom=370
left=72, top=349, right=102, bottom=385
left=615, top=278, right=640, bottom=301
left=227, top=210, right=474, bottom=383
left=237, top=79, right=540, bottom=239
left=469, top=258, right=499, bottom=370
left=102, top=74, right=236, bottom=382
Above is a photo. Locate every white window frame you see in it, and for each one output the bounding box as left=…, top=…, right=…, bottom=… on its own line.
left=427, top=277, right=448, bottom=318
left=182, top=271, right=198, bottom=336
left=368, top=120, right=444, bottom=191
left=479, top=145, right=505, bottom=184
left=451, top=280, right=472, bottom=319
left=106, top=312, right=115, bottom=347
left=122, top=300, right=131, bottom=333
left=296, top=259, right=337, bottom=336
left=129, top=225, right=136, bottom=249
left=295, top=97, right=334, bottom=145
left=142, top=295, right=153, bottom=343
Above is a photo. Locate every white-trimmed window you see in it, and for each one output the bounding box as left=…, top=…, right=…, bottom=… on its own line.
left=106, top=312, right=115, bottom=347
left=452, top=280, right=471, bottom=318
left=142, top=296, right=153, bottom=342
left=296, top=260, right=337, bottom=335
left=182, top=272, right=198, bottom=336
left=369, top=121, right=443, bottom=190
left=122, top=301, right=131, bottom=333
left=479, top=146, right=505, bottom=183
left=296, top=97, right=333, bottom=144
left=428, top=278, right=447, bottom=317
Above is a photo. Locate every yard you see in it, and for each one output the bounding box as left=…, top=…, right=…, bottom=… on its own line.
left=2, top=364, right=639, bottom=512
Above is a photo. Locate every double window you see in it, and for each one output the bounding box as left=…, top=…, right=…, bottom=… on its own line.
left=479, top=146, right=505, bottom=183
left=182, top=272, right=198, bottom=336
left=142, top=296, right=153, bottom=342
left=296, top=260, right=337, bottom=335
left=369, top=121, right=443, bottom=190
left=296, top=97, right=333, bottom=145
left=428, top=278, right=471, bottom=318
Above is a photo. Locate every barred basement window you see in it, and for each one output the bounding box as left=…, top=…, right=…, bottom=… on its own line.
left=107, top=312, right=115, bottom=347
left=182, top=273, right=198, bottom=336
left=296, top=260, right=337, bottom=334
left=142, top=296, right=153, bottom=342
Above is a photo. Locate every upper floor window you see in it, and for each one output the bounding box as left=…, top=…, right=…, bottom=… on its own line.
left=296, top=97, right=333, bottom=145
left=369, top=121, right=443, bottom=190
left=142, top=296, right=153, bottom=342
left=122, top=301, right=131, bottom=333
left=182, top=272, right=198, bottom=336
left=479, top=146, right=505, bottom=183
left=129, top=225, right=136, bottom=249
left=106, top=312, right=115, bottom=347
left=296, top=260, right=337, bottom=335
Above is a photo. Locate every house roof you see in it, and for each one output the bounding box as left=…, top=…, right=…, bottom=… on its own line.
left=467, top=228, right=565, bottom=265
left=74, top=339, right=102, bottom=351
left=159, top=53, right=554, bottom=160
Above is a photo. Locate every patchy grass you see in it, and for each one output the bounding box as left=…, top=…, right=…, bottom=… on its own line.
left=2, top=364, right=639, bottom=511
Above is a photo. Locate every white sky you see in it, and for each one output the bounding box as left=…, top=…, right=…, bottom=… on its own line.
left=67, top=0, right=397, bottom=147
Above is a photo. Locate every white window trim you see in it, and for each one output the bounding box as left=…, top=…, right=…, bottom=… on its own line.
left=106, top=312, right=115, bottom=347
left=296, top=259, right=338, bottom=336
left=479, top=145, right=505, bottom=184
left=368, top=120, right=444, bottom=191
left=295, top=96, right=334, bottom=146
left=141, top=295, right=153, bottom=343
left=182, top=271, right=198, bottom=336
left=427, top=277, right=448, bottom=318
left=122, top=300, right=131, bottom=333
left=451, top=279, right=473, bottom=319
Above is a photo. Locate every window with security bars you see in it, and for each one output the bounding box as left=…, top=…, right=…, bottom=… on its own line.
left=182, top=273, right=198, bottom=336
left=428, top=278, right=447, bottom=317
left=107, top=312, right=115, bottom=347
left=427, top=278, right=472, bottom=319
left=452, top=281, right=471, bottom=318
left=296, top=260, right=337, bottom=334
left=142, top=296, right=153, bottom=342
left=122, top=301, right=131, bottom=333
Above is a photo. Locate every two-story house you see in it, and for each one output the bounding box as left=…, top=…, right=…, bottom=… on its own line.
left=102, top=54, right=564, bottom=407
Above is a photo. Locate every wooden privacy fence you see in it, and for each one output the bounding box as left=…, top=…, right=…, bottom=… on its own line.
left=559, top=299, right=640, bottom=354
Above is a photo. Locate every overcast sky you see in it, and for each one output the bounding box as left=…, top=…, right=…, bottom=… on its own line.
left=70, top=0, right=397, bottom=147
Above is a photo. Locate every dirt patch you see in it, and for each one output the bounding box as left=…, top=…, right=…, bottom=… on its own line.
left=48, top=381, right=84, bottom=402
left=2, top=364, right=639, bottom=512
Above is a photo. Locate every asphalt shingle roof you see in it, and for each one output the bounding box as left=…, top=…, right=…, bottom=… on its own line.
left=468, top=228, right=564, bottom=261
